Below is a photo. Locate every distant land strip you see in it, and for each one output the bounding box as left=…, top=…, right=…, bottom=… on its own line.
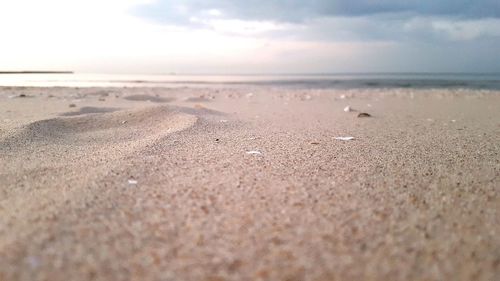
left=0, top=71, right=73, bottom=74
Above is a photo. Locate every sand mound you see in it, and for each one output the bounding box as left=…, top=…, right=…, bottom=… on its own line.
left=0, top=106, right=198, bottom=150
left=123, top=94, right=174, bottom=103
left=0, top=106, right=198, bottom=256
left=184, top=96, right=212, bottom=102
left=60, top=106, right=120, bottom=116
left=0, top=105, right=199, bottom=202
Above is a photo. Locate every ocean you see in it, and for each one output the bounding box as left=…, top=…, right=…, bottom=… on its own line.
left=1, top=73, right=500, bottom=89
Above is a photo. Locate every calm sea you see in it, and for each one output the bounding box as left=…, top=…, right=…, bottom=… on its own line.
left=1, top=73, right=500, bottom=89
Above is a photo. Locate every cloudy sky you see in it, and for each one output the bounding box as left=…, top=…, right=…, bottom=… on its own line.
left=1, top=0, right=499, bottom=73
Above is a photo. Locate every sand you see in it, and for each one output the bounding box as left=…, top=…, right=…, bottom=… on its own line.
left=0, top=86, right=499, bottom=281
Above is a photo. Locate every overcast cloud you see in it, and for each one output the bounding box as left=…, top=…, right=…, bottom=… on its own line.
left=127, top=0, right=500, bottom=72
left=2, top=0, right=499, bottom=73
left=133, top=0, right=500, bottom=42
left=135, top=0, right=500, bottom=23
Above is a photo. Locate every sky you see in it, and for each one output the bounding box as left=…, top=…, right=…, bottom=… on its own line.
left=1, top=0, right=499, bottom=74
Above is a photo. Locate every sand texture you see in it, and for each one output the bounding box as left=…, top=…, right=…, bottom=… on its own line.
left=0, top=86, right=499, bottom=281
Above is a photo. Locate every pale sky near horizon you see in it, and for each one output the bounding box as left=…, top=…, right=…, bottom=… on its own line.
left=1, top=0, right=500, bottom=74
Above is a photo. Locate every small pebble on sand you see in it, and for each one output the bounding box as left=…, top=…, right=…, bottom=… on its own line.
left=128, top=179, right=138, bottom=185
left=246, top=150, right=262, bottom=155
left=69, top=104, right=76, bottom=108
left=344, top=106, right=353, bottom=112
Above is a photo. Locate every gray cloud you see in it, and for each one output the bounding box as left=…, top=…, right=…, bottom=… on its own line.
left=270, top=16, right=500, bottom=43
left=134, top=0, right=500, bottom=24
left=130, top=0, right=500, bottom=73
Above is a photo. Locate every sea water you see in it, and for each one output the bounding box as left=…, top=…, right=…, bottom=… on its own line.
left=1, top=73, right=499, bottom=89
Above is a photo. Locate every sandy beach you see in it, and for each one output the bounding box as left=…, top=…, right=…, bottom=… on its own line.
left=0, top=86, right=499, bottom=281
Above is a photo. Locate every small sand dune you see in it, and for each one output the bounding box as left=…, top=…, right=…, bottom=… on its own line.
left=178, top=104, right=226, bottom=116
left=60, top=106, right=120, bottom=116
left=1, top=106, right=197, bottom=149
left=184, top=96, right=213, bottom=103
left=123, top=94, right=174, bottom=103
left=0, top=105, right=201, bottom=253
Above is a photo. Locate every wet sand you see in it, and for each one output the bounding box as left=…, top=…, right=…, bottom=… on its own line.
left=0, top=86, right=499, bottom=281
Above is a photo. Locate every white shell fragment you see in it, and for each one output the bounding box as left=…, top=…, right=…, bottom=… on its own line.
left=128, top=179, right=138, bottom=185
left=334, top=137, right=355, bottom=141
left=246, top=150, right=262, bottom=155
left=344, top=106, right=352, bottom=112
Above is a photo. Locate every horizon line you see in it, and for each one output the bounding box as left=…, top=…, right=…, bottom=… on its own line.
left=77, top=71, right=500, bottom=76
left=1, top=71, right=500, bottom=76
left=0, top=71, right=74, bottom=74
